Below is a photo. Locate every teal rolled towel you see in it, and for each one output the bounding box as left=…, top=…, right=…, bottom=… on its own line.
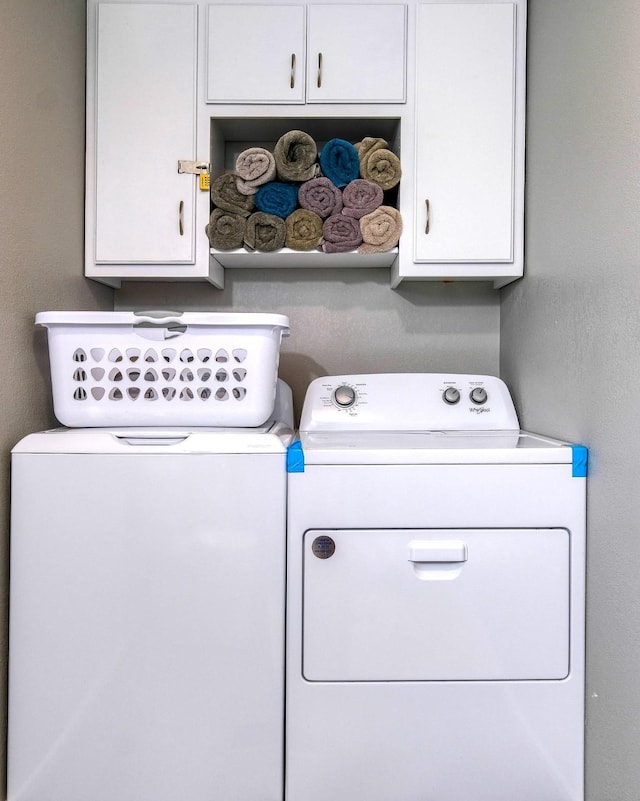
left=319, top=138, right=360, bottom=188
left=255, top=182, right=299, bottom=218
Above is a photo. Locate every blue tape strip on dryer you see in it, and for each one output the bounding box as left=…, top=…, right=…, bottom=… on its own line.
left=571, top=445, right=588, bottom=477
left=287, top=441, right=305, bottom=473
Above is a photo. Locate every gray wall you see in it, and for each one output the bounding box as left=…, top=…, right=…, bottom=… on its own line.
left=501, top=1, right=640, bottom=798
left=0, top=0, right=112, bottom=791
left=117, top=276, right=500, bottom=422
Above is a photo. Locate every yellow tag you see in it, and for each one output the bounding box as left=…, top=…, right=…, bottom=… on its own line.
left=199, top=173, right=210, bottom=191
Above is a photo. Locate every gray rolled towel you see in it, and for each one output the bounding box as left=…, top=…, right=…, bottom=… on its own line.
left=285, top=209, right=324, bottom=251
left=342, top=179, right=384, bottom=219
left=322, top=214, right=363, bottom=253
left=211, top=173, right=255, bottom=216
left=358, top=205, right=403, bottom=254
left=356, top=137, right=402, bottom=191
left=244, top=211, right=286, bottom=252
left=298, top=177, right=343, bottom=218
left=274, top=130, right=320, bottom=182
left=205, top=209, right=246, bottom=251
left=235, top=147, right=277, bottom=195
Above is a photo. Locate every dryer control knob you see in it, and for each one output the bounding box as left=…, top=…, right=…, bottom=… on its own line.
left=333, top=385, right=357, bottom=408
left=442, top=386, right=461, bottom=405
left=470, top=386, right=488, bottom=405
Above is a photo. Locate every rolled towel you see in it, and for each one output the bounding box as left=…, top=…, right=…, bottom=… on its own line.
left=254, top=181, right=299, bottom=218
left=285, top=209, right=324, bottom=251
left=322, top=214, right=363, bottom=254
left=235, top=147, right=276, bottom=195
left=298, top=177, right=343, bottom=218
left=205, top=209, right=246, bottom=251
left=274, top=130, right=320, bottom=182
left=211, top=173, right=255, bottom=216
left=244, top=211, right=286, bottom=252
left=319, top=138, right=360, bottom=188
left=341, top=179, right=384, bottom=219
left=356, top=137, right=402, bottom=191
left=358, top=205, right=403, bottom=254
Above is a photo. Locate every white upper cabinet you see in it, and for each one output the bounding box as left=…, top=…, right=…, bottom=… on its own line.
left=305, top=5, right=406, bottom=103
left=410, top=3, right=520, bottom=278
left=86, top=2, right=219, bottom=286
left=207, top=5, right=306, bottom=103
left=206, top=4, right=407, bottom=104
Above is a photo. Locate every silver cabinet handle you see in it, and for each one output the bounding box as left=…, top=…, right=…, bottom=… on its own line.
left=317, top=52, right=323, bottom=88
left=425, top=198, right=430, bottom=235
left=179, top=200, right=184, bottom=236
left=290, top=53, right=296, bottom=88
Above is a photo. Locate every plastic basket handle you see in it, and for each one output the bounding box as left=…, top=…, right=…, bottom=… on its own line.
left=133, top=310, right=185, bottom=326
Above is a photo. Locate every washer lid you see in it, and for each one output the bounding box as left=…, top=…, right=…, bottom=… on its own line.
left=12, top=422, right=293, bottom=455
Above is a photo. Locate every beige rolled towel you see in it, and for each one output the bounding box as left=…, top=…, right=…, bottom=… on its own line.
left=358, top=205, right=403, bottom=254
left=235, top=147, right=277, bottom=195
left=356, top=136, right=402, bottom=191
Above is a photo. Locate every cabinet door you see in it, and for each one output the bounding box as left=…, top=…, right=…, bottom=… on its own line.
left=207, top=5, right=305, bottom=103
left=93, top=3, right=197, bottom=264
left=306, top=4, right=406, bottom=103
left=414, top=3, right=516, bottom=263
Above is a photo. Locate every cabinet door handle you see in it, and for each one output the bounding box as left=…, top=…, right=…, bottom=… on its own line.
left=317, top=52, right=323, bottom=88
left=290, top=53, right=296, bottom=88
left=178, top=200, right=184, bottom=236
left=424, top=198, right=430, bottom=235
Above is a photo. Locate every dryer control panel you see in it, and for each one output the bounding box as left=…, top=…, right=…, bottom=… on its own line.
left=299, top=373, right=520, bottom=432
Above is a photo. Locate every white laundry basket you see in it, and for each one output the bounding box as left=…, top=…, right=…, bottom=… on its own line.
left=37, top=311, right=290, bottom=427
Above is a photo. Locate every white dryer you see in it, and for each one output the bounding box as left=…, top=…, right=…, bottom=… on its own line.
left=286, top=373, right=587, bottom=801
left=8, top=383, right=293, bottom=801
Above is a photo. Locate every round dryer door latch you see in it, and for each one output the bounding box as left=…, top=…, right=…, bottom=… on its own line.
left=311, top=536, right=336, bottom=559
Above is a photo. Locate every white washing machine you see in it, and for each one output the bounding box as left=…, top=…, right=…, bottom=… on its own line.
left=286, top=373, right=587, bottom=801
left=8, top=383, right=293, bottom=801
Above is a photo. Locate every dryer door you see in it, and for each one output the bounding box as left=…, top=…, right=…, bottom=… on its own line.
left=302, top=528, right=569, bottom=681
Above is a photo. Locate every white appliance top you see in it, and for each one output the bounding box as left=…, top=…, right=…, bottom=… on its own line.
left=293, top=374, right=584, bottom=468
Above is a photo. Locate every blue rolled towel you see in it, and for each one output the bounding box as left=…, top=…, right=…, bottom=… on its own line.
left=254, top=182, right=299, bottom=219
left=319, top=138, right=360, bottom=188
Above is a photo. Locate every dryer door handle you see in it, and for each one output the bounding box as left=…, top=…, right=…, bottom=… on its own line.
left=408, top=541, right=467, bottom=563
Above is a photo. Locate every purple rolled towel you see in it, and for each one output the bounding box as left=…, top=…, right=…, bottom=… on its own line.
left=298, top=177, right=343, bottom=218
left=322, top=214, right=363, bottom=254
left=341, top=179, right=384, bottom=219
left=358, top=205, right=403, bottom=254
